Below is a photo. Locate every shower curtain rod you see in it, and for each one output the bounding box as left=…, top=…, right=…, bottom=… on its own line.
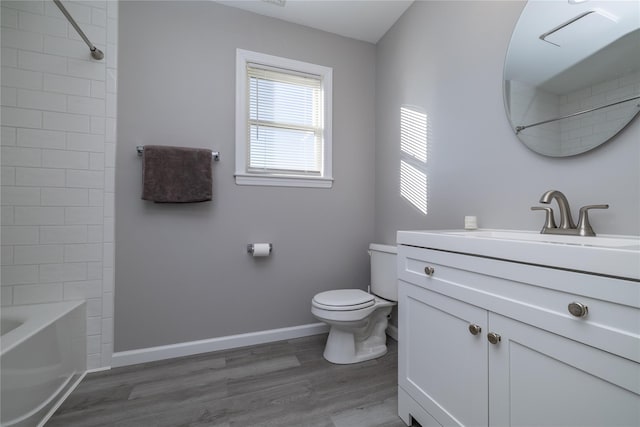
left=53, top=0, right=104, bottom=60
left=515, top=95, right=640, bottom=134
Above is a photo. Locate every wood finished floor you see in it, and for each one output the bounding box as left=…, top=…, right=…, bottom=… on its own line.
left=48, top=334, right=416, bottom=427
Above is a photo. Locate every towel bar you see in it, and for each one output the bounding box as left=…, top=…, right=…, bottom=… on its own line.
left=136, top=145, right=220, bottom=161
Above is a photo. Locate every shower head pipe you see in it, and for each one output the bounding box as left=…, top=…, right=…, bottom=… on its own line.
left=53, top=0, right=104, bottom=60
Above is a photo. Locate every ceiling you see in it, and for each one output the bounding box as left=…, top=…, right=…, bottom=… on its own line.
left=214, top=0, right=415, bottom=44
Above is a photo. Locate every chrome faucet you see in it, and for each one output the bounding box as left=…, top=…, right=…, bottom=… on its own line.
left=531, top=190, right=609, bottom=236
left=539, top=190, right=576, bottom=229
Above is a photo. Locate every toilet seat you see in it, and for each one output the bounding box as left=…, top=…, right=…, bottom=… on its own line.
left=312, top=289, right=375, bottom=311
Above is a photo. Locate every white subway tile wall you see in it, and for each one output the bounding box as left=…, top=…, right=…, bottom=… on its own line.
left=558, top=71, right=640, bottom=156
left=507, top=71, right=640, bottom=156
left=1, top=0, right=118, bottom=369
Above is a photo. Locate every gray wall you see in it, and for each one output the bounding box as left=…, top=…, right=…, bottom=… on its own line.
left=115, top=1, right=376, bottom=351
left=116, top=0, right=640, bottom=352
left=375, top=1, right=640, bottom=244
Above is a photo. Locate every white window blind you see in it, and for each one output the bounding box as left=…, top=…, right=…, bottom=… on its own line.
left=247, top=64, right=323, bottom=176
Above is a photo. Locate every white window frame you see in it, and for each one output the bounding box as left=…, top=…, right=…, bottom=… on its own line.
left=235, top=49, right=333, bottom=188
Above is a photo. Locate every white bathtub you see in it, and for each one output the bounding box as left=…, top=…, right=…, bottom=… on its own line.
left=0, top=301, right=86, bottom=427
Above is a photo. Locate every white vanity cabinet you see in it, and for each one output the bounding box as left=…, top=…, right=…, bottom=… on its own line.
left=397, top=243, right=640, bottom=427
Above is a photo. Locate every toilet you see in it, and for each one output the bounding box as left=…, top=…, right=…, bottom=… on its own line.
left=311, top=243, right=397, bottom=364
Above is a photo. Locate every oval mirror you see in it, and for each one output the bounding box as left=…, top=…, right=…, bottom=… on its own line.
left=503, top=0, right=640, bottom=157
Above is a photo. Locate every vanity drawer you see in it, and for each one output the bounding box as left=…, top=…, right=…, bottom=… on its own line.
left=398, top=245, right=640, bottom=363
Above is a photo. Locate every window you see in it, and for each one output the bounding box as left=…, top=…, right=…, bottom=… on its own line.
left=235, top=49, right=333, bottom=188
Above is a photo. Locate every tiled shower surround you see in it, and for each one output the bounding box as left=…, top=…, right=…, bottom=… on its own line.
left=1, top=0, right=118, bottom=369
left=506, top=70, right=640, bottom=156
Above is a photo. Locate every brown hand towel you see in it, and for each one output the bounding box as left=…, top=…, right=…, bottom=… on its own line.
left=142, top=145, right=212, bottom=203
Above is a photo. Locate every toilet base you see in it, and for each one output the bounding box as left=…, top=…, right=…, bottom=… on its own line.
left=322, top=306, right=392, bottom=364
left=323, top=328, right=388, bottom=364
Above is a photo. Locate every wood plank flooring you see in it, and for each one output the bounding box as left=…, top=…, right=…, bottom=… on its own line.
left=48, top=334, right=416, bottom=427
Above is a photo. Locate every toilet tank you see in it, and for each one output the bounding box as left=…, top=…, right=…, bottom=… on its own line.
left=369, top=243, right=398, bottom=301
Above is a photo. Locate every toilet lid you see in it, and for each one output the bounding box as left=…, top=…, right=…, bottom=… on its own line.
left=312, top=289, right=375, bottom=311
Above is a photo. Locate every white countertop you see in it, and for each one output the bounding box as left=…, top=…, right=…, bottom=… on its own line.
left=397, top=229, right=640, bottom=281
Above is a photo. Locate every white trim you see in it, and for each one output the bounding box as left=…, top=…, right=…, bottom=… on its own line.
left=235, top=173, right=333, bottom=188
left=235, top=48, right=333, bottom=188
left=86, top=366, right=111, bottom=374
left=111, top=322, right=329, bottom=368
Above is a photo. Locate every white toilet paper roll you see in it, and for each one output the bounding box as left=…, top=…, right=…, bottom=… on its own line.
left=251, top=243, right=272, bottom=257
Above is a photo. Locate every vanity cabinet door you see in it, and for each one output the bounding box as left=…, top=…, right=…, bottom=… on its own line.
left=488, top=312, right=640, bottom=427
left=398, top=281, right=489, bottom=427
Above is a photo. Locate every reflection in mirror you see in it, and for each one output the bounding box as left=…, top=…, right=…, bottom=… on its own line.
left=504, top=0, right=640, bottom=157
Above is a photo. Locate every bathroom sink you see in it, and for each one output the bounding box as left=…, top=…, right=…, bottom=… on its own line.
left=397, top=229, right=640, bottom=280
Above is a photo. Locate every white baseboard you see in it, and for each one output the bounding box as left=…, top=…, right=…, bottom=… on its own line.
left=111, top=322, right=329, bottom=368
left=86, top=366, right=111, bottom=374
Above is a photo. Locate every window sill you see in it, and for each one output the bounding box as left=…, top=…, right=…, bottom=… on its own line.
left=234, top=174, right=333, bottom=188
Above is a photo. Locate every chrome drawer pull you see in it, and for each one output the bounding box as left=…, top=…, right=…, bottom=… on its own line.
left=468, top=324, right=482, bottom=335
left=424, top=266, right=435, bottom=276
left=568, top=302, right=588, bottom=318
left=487, top=332, right=501, bottom=345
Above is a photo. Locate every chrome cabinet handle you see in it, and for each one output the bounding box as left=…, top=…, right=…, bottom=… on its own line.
left=568, top=302, right=588, bottom=318
left=487, top=332, right=501, bottom=345
left=424, top=266, right=435, bottom=276
left=468, top=324, right=482, bottom=335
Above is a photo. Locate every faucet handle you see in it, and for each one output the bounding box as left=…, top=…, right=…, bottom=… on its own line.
left=531, top=206, right=557, bottom=230
left=577, top=204, right=609, bottom=237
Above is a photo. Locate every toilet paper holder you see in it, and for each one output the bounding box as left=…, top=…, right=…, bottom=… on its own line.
left=247, top=243, right=273, bottom=255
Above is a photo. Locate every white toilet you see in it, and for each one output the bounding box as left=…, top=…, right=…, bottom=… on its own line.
left=311, top=243, right=397, bottom=364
